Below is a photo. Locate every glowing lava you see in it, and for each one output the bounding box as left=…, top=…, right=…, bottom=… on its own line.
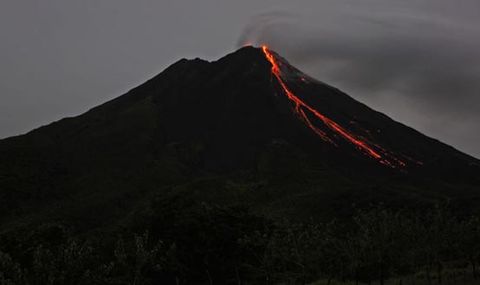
left=262, top=46, right=408, bottom=168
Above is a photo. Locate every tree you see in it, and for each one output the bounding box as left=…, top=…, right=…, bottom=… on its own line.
left=458, top=216, right=480, bottom=280
left=0, top=251, right=26, bottom=285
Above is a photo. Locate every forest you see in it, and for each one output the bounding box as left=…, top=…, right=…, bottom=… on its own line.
left=1, top=193, right=480, bottom=285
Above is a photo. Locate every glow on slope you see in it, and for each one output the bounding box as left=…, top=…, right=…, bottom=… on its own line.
left=262, top=46, right=407, bottom=168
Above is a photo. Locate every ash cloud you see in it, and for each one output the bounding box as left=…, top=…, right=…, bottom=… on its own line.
left=236, top=11, right=295, bottom=47
left=239, top=1, right=480, bottom=158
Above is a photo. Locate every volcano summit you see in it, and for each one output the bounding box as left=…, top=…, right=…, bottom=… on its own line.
left=0, top=46, right=479, bottom=229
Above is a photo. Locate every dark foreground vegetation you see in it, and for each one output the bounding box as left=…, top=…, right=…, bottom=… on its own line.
left=1, top=45, right=480, bottom=285
left=1, top=194, right=480, bottom=285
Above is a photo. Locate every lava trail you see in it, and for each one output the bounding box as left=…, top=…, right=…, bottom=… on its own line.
left=262, top=46, right=408, bottom=168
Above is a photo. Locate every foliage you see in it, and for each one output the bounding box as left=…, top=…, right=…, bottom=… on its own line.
left=1, top=197, right=480, bottom=285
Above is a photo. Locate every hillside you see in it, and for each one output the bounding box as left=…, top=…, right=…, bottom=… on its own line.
left=0, top=46, right=479, bottom=234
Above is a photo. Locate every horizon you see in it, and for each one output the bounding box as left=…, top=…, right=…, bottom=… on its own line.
left=3, top=43, right=479, bottom=160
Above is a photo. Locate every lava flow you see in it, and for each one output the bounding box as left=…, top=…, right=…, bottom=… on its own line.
left=262, top=46, right=407, bottom=168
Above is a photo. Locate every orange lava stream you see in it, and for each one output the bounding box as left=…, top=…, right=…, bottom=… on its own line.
left=262, top=46, right=405, bottom=167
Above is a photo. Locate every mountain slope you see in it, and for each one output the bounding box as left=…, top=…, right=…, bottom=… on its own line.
left=0, top=46, right=479, bottom=232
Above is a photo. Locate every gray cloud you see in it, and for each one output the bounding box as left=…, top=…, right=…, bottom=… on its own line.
left=239, top=1, right=480, bottom=157
left=0, top=0, right=478, bottom=158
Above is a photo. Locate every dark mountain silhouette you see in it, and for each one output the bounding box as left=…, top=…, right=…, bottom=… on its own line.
left=0, top=46, right=479, bottom=233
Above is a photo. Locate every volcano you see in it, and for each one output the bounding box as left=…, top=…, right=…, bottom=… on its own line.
left=0, top=46, right=479, bottom=231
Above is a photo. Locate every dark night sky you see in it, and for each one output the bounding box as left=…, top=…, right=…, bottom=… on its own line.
left=1, top=0, right=479, bottom=157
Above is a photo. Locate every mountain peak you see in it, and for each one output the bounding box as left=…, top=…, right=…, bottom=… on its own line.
left=1, top=45, right=479, bottom=232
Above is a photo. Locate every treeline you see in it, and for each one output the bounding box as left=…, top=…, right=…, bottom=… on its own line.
left=1, top=195, right=480, bottom=285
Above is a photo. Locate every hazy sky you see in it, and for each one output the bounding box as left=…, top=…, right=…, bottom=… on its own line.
left=1, top=0, right=479, bottom=157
